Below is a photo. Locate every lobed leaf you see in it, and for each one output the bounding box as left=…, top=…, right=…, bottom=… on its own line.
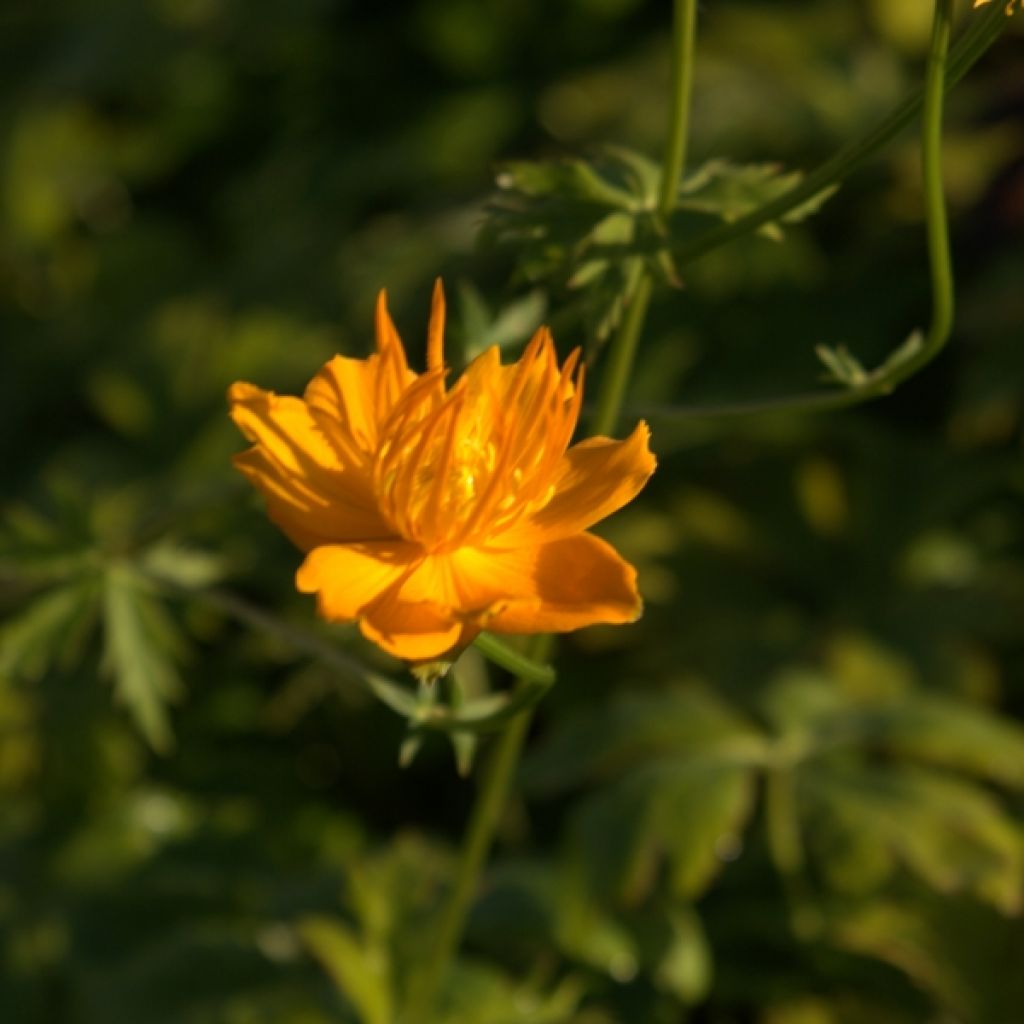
left=861, top=692, right=1024, bottom=790
left=570, top=754, right=757, bottom=907
left=299, top=915, right=392, bottom=1024
left=102, top=562, right=184, bottom=752
left=523, top=684, right=764, bottom=795
left=801, top=763, right=1022, bottom=914
left=673, top=159, right=838, bottom=242
left=0, top=576, right=100, bottom=681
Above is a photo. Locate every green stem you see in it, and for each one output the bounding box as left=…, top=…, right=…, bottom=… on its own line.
left=632, top=0, right=962, bottom=421
left=904, top=0, right=955, bottom=374
left=158, top=566, right=556, bottom=736
left=406, top=636, right=551, bottom=1022
left=591, top=0, right=1004, bottom=270
left=410, top=5, right=701, bottom=1016
left=591, top=0, right=699, bottom=436
left=590, top=274, right=654, bottom=436
left=472, top=632, right=556, bottom=685
left=657, top=0, right=699, bottom=218
left=147, top=573, right=424, bottom=716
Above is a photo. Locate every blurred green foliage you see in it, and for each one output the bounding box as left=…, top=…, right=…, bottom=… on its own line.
left=2, top=1, right=1024, bottom=1021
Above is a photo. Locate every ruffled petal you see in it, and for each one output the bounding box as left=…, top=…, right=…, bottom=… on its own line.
left=229, top=382, right=389, bottom=548
left=357, top=554, right=477, bottom=660
left=496, top=422, right=655, bottom=545
left=359, top=595, right=466, bottom=662
left=374, top=290, right=419, bottom=411
left=447, top=533, right=642, bottom=634
left=296, top=540, right=420, bottom=619
left=303, top=355, right=382, bottom=456
left=296, top=543, right=470, bottom=661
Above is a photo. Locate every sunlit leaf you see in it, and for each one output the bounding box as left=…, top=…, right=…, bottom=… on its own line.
left=863, top=692, right=1024, bottom=789
left=454, top=282, right=547, bottom=362
left=673, top=159, right=838, bottom=241
left=102, top=562, right=184, bottom=752
left=802, top=763, right=1022, bottom=913
left=139, top=542, right=227, bottom=590
left=299, top=915, right=392, bottom=1024
left=523, top=684, right=764, bottom=794
left=655, top=908, right=713, bottom=1005
left=555, top=869, right=639, bottom=981
left=441, top=962, right=588, bottom=1024
left=0, top=576, right=100, bottom=680
left=832, top=892, right=1024, bottom=1023
left=570, top=754, right=757, bottom=907
left=482, top=147, right=674, bottom=342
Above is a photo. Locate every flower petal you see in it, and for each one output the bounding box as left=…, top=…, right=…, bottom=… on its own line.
left=447, top=533, right=642, bottom=634
left=303, top=355, right=382, bottom=455
left=296, top=543, right=468, bottom=661
left=359, top=596, right=466, bottom=662
left=296, top=540, right=420, bottom=618
left=497, top=422, right=655, bottom=545
left=374, top=290, right=418, bottom=409
left=229, top=382, right=390, bottom=548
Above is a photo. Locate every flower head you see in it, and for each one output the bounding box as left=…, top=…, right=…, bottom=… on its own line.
left=228, top=281, right=655, bottom=661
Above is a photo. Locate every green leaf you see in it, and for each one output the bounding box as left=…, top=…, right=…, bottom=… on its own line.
left=865, top=692, right=1024, bottom=789
left=570, top=755, right=757, bottom=907
left=674, top=159, right=838, bottom=241
left=763, top=671, right=1024, bottom=789
left=102, top=562, right=184, bottom=752
left=832, top=892, right=1024, bottom=1023
left=815, top=344, right=869, bottom=387
left=654, top=908, right=713, bottom=1005
left=523, top=684, right=764, bottom=795
left=472, top=633, right=555, bottom=685
left=0, top=502, right=97, bottom=585
left=555, top=868, right=639, bottom=981
left=482, top=147, right=673, bottom=344
left=0, top=576, right=100, bottom=680
left=832, top=901, right=974, bottom=1021
left=139, top=541, right=227, bottom=590
left=440, top=962, right=587, bottom=1024
left=494, top=156, right=637, bottom=209
left=802, top=763, right=1022, bottom=913
left=455, top=283, right=547, bottom=362
left=299, top=915, right=392, bottom=1024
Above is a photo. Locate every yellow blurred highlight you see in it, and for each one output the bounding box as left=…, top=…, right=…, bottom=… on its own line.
left=762, top=996, right=838, bottom=1024
left=86, top=370, right=155, bottom=436
left=867, top=0, right=933, bottom=52
left=826, top=631, right=916, bottom=700
left=0, top=680, right=39, bottom=793
left=674, top=489, right=753, bottom=551
left=795, top=457, right=848, bottom=537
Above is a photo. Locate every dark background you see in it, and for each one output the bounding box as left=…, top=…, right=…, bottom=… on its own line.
left=2, top=1, right=1023, bottom=1021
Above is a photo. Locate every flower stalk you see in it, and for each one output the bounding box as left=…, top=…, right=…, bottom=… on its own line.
left=592, top=0, right=699, bottom=437
left=409, top=3, right=699, bottom=1020
left=405, top=636, right=551, bottom=1023
left=630, top=0, right=978, bottom=422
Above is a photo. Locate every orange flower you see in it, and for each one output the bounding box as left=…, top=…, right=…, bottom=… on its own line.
left=228, top=282, right=655, bottom=662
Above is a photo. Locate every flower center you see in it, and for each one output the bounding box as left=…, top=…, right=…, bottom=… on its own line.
left=370, top=339, right=583, bottom=552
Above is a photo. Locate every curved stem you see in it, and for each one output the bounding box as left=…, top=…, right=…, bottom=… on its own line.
left=588, top=2, right=1004, bottom=270
left=591, top=0, right=699, bottom=437
left=631, top=0, right=961, bottom=422
left=472, top=632, right=556, bottom=685
left=903, top=0, right=955, bottom=374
